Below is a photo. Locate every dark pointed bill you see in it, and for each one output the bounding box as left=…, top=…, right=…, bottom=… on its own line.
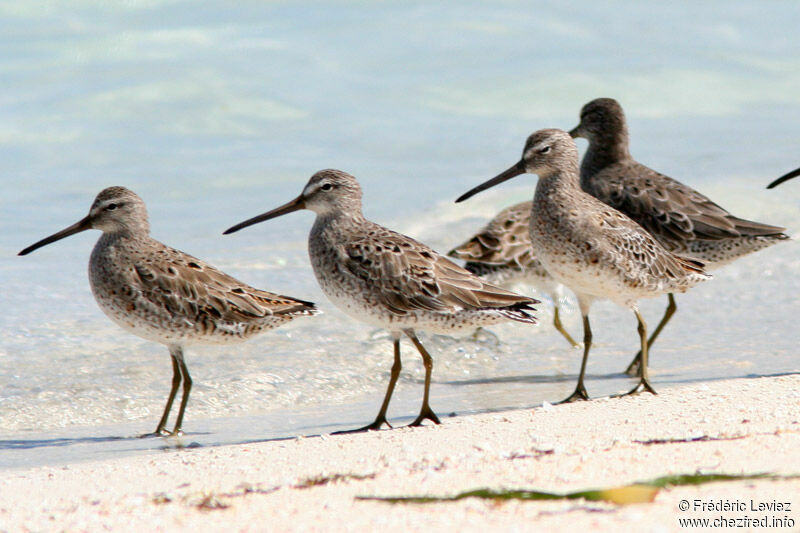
left=223, top=195, right=306, bottom=235
left=455, top=160, right=526, bottom=203
left=766, top=166, right=800, bottom=189
left=18, top=216, right=93, bottom=256
left=568, top=127, right=580, bottom=138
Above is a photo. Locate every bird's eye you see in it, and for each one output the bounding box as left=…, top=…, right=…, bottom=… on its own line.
left=538, top=146, right=551, bottom=154
left=106, top=203, right=119, bottom=211
left=321, top=183, right=333, bottom=191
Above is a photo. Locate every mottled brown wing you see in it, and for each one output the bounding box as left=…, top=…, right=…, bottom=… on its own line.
left=448, top=201, right=539, bottom=270
left=585, top=162, right=786, bottom=248
left=129, top=244, right=315, bottom=323
left=345, top=226, right=535, bottom=316
left=587, top=207, right=708, bottom=284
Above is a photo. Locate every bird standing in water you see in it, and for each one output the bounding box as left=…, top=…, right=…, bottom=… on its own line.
left=19, top=186, right=318, bottom=436
left=457, top=130, right=710, bottom=402
left=225, top=169, right=538, bottom=431
left=571, top=98, right=788, bottom=375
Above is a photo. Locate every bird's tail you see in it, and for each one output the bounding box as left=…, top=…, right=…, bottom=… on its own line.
left=495, top=301, right=538, bottom=324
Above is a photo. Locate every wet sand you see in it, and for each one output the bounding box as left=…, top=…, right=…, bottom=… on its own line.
left=1, top=374, right=799, bottom=532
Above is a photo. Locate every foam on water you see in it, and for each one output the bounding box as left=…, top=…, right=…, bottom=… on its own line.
left=1, top=0, right=800, bottom=468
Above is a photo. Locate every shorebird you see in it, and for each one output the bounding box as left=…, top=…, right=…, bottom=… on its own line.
left=767, top=166, right=800, bottom=189
left=571, top=97, right=788, bottom=375
left=448, top=201, right=578, bottom=347
left=456, top=129, right=711, bottom=402
left=19, top=186, right=318, bottom=436
left=224, top=169, right=538, bottom=431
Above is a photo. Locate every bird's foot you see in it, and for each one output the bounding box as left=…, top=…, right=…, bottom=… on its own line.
left=624, top=379, right=657, bottom=397
left=138, top=427, right=174, bottom=439
left=408, top=405, right=441, bottom=427
left=557, top=384, right=590, bottom=404
left=332, top=417, right=393, bottom=435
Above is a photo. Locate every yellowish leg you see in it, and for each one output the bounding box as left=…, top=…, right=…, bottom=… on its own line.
left=405, top=330, right=441, bottom=427
left=624, top=293, right=676, bottom=376
left=558, top=314, right=592, bottom=403
left=335, top=338, right=402, bottom=434
left=553, top=304, right=579, bottom=348
left=624, top=310, right=657, bottom=396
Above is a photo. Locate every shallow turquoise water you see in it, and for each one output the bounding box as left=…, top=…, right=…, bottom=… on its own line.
left=1, top=1, right=799, bottom=468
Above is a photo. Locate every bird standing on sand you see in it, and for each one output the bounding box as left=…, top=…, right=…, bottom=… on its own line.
left=19, top=186, right=318, bottom=436
left=570, top=98, right=788, bottom=375
left=448, top=201, right=578, bottom=347
left=224, top=169, right=538, bottom=431
left=457, top=129, right=710, bottom=402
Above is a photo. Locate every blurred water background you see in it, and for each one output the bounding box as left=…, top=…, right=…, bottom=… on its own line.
left=1, top=1, right=799, bottom=468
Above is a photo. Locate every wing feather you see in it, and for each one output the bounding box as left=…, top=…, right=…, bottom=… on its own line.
left=128, top=243, right=316, bottom=325
left=448, top=201, right=546, bottom=272
left=345, top=225, right=536, bottom=316
left=584, top=161, right=786, bottom=248
left=590, top=208, right=708, bottom=286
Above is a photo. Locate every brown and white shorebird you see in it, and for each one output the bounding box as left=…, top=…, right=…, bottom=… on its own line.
left=571, top=98, right=789, bottom=375
left=448, top=201, right=578, bottom=347
left=767, top=166, right=800, bottom=189
left=19, top=186, right=318, bottom=436
left=456, top=129, right=711, bottom=402
left=224, top=169, right=538, bottom=431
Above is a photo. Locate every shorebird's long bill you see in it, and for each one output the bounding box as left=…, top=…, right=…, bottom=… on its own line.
left=455, top=161, right=525, bottom=203
left=18, top=216, right=92, bottom=256
left=223, top=195, right=306, bottom=235
left=767, top=166, right=800, bottom=189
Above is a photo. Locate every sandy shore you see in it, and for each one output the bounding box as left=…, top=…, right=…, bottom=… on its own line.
left=2, top=374, right=799, bottom=532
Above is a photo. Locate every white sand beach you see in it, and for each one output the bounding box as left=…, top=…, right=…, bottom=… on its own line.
left=3, top=3, right=800, bottom=532
left=2, top=374, right=798, bottom=532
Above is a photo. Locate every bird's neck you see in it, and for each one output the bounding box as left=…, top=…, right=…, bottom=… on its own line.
left=537, top=154, right=581, bottom=188
left=95, top=229, right=151, bottom=250
left=311, top=210, right=366, bottom=239
left=535, top=165, right=583, bottom=204
left=581, top=131, right=631, bottom=177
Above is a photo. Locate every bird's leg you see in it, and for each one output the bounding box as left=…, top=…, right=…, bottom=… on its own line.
left=334, top=337, right=402, bottom=434
left=553, top=304, right=579, bottom=348
left=558, top=314, right=592, bottom=403
left=142, top=352, right=182, bottom=438
left=404, top=330, right=441, bottom=427
left=624, top=310, right=657, bottom=396
left=170, top=347, right=192, bottom=436
left=624, top=293, right=676, bottom=376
